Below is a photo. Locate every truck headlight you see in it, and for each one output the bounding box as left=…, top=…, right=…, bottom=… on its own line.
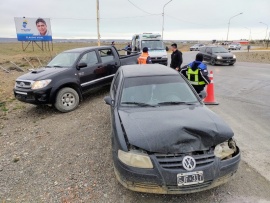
left=118, top=150, right=153, bottom=168
left=233, top=55, right=236, bottom=59
left=214, top=139, right=237, bottom=160
left=216, top=56, right=222, bottom=59
left=31, top=79, right=51, bottom=90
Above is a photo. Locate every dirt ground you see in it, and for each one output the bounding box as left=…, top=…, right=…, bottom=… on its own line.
left=234, top=51, right=270, bottom=64
left=1, top=43, right=270, bottom=202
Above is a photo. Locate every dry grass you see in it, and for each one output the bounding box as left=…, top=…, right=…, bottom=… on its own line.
left=235, top=51, right=270, bottom=64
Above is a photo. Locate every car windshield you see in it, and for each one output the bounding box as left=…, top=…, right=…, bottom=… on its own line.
left=47, top=52, right=81, bottom=67
left=120, top=76, right=199, bottom=107
left=141, top=40, right=165, bottom=50
left=212, top=47, right=228, bottom=53
left=193, top=44, right=200, bottom=47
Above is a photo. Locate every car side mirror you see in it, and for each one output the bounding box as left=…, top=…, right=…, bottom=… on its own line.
left=166, top=46, right=169, bottom=51
left=77, top=62, right=87, bottom=70
left=104, top=96, right=114, bottom=106
left=199, top=90, right=207, bottom=99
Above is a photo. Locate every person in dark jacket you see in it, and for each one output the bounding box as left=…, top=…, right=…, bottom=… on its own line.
left=180, top=53, right=210, bottom=94
left=170, top=43, right=182, bottom=71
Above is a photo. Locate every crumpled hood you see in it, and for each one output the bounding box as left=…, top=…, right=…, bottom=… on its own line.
left=17, top=67, right=68, bottom=81
left=118, top=105, right=234, bottom=154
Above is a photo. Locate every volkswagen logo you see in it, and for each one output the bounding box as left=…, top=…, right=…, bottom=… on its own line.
left=182, top=156, right=196, bottom=171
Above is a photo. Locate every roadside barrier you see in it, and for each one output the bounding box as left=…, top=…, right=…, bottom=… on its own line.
left=204, top=71, right=219, bottom=105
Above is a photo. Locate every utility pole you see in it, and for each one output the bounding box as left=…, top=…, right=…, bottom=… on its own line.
left=226, top=12, right=243, bottom=42
left=96, top=0, right=100, bottom=46
left=162, top=0, right=172, bottom=40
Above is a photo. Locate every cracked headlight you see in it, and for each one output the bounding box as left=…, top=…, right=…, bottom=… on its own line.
left=118, top=149, right=153, bottom=168
left=31, top=79, right=51, bottom=90
left=216, top=55, right=222, bottom=59
left=214, top=139, right=237, bottom=160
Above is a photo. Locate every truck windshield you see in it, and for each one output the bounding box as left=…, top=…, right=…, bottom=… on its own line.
left=47, top=52, right=81, bottom=67
left=141, top=40, right=165, bottom=50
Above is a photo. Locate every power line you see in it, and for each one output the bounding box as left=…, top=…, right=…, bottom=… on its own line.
left=127, top=0, right=158, bottom=15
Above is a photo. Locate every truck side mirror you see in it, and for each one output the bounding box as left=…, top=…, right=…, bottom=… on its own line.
left=166, top=46, right=169, bottom=51
left=77, top=62, right=87, bottom=70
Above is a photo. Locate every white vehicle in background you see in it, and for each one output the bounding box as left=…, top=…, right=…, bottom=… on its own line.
left=228, top=43, right=241, bottom=50
left=190, top=44, right=205, bottom=51
left=131, top=33, right=168, bottom=66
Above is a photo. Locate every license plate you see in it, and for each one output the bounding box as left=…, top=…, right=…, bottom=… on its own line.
left=177, top=171, right=204, bottom=186
left=226, top=60, right=230, bottom=63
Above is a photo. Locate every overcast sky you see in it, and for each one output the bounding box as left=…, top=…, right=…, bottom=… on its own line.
left=1, top=0, right=270, bottom=40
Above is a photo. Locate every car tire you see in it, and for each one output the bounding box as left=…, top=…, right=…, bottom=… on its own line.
left=210, top=58, right=216, bottom=66
left=54, top=87, right=80, bottom=113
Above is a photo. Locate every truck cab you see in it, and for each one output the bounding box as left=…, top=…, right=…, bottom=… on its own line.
left=131, top=33, right=168, bottom=66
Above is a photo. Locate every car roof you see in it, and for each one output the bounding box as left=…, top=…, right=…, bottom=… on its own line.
left=120, top=64, right=180, bottom=78
left=64, top=46, right=112, bottom=53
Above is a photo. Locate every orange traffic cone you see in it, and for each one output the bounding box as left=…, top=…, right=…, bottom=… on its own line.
left=204, top=71, right=219, bottom=105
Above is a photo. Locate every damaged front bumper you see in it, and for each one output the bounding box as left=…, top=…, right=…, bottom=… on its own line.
left=113, top=148, right=240, bottom=194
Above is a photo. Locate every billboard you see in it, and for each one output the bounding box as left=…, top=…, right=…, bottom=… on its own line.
left=14, top=17, right=52, bottom=41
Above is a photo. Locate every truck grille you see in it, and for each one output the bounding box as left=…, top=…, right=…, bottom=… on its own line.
left=155, top=152, right=215, bottom=169
left=151, top=57, right=162, bottom=60
left=16, top=80, right=33, bottom=89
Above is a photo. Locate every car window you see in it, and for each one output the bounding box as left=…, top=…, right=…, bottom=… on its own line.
left=78, top=51, right=98, bottom=66
left=112, top=73, right=120, bottom=98
left=212, top=47, right=228, bottom=53
left=200, top=47, right=206, bottom=52
left=98, top=49, right=115, bottom=63
left=121, top=76, right=198, bottom=106
left=205, top=48, right=212, bottom=53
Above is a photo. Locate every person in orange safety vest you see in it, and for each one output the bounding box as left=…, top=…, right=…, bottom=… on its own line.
left=137, top=47, right=152, bottom=64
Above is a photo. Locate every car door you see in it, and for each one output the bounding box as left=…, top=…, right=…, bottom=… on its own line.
left=77, top=50, right=101, bottom=92
left=204, top=47, right=212, bottom=62
left=97, top=48, right=118, bottom=85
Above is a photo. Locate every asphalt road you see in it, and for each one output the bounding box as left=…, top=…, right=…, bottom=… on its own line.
left=178, top=51, right=270, bottom=183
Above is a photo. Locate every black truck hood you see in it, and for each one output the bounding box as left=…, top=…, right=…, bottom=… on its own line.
left=17, top=67, right=69, bottom=81
left=118, top=105, right=233, bottom=154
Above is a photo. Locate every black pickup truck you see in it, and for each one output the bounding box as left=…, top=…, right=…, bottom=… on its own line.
left=14, top=46, right=140, bottom=112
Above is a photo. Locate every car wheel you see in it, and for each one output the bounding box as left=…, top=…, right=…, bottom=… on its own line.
left=210, top=58, right=216, bottom=66
left=54, top=87, right=79, bottom=113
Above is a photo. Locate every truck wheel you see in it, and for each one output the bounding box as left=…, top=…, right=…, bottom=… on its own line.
left=54, top=87, right=79, bottom=113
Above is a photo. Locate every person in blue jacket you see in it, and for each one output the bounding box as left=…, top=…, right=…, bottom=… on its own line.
left=180, top=53, right=210, bottom=94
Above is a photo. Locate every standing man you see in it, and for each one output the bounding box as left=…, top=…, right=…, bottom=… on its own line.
left=170, top=43, right=182, bottom=71
left=36, top=18, right=49, bottom=36
left=111, top=41, right=115, bottom=46
left=137, top=47, right=152, bottom=64
left=124, top=43, right=132, bottom=55
left=180, top=53, right=210, bottom=94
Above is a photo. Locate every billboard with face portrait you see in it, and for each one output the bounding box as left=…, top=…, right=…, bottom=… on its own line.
left=14, top=17, right=52, bottom=41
